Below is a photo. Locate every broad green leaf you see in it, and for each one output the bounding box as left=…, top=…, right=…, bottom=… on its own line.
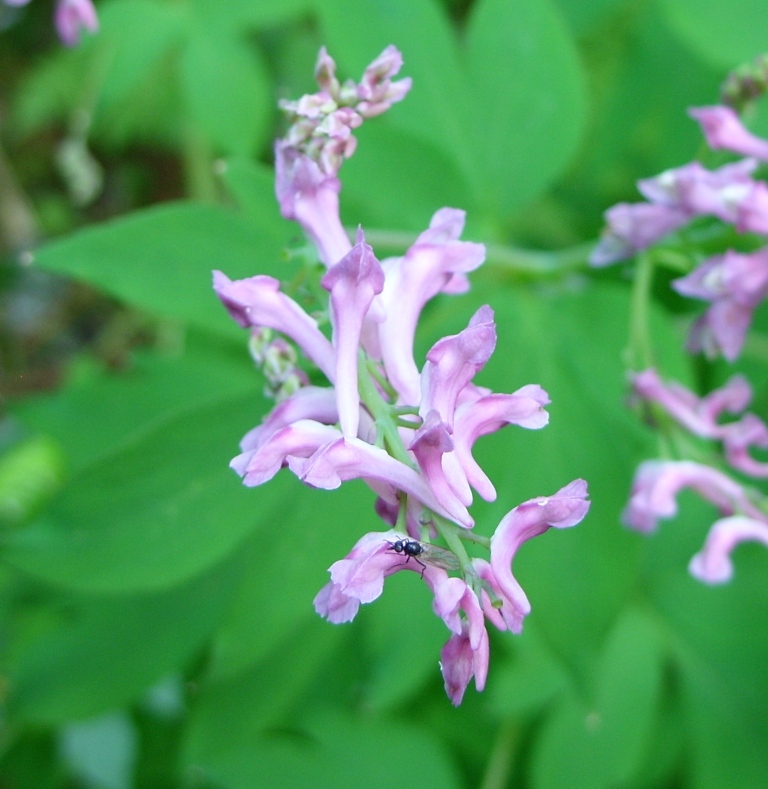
left=188, top=0, right=310, bottom=32
left=530, top=608, right=663, bottom=789
left=31, top=202, right=292, bottom=337
left=11, top=332, right=257, bottom=473
left=464, top=0, right=587, bottom=218
left=658, top=0, right=768, bottom=69
left=179, top=28, right=272, bottom=157
left=217, top=157, right=287, bottom=231
left=7, top=546, right=245, bottom=724
left=651, top=535, right=768, bottom=789
left=186, top=703, right=459, bottom=789
left=341, top=121, right=476, bottom=231
left=490, top=623, right=570, bottom=716
left=4, top=392, right=284, bottom=592
left=553, top=0, right=628, bottom=35
left=92, top=0, right=184, bottom=114
left=591, top=608, right=663, bottom=784
left=208, top=480, right=381, bottom=680
left=315, top=0, right=475, bottom=190
left=362, top=569, right=449, bottom=710
left=184, top=620, right=342, bottom=767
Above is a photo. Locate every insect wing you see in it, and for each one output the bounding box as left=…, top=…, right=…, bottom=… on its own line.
left=420, top=543, right=460, bottom=572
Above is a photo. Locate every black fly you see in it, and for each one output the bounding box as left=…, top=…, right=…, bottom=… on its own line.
left=385, top=537, right=460, bottom=577
left=386, top=538, right=428, bottom=576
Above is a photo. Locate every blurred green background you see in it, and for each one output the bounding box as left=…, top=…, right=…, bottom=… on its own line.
left=2, top=0, right=768, bottom=787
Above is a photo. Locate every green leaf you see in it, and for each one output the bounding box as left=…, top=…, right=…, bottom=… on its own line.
left=553, top=0, right=628, bottom=36
left=12, top=333, right=257, bottom=473
left=341, top=121, right=476, bottom=230
left=184, top=621, right=342, bottom=767
left=217, top=157, right=288, bottom=232
left=490, top=623, right=569, bottom=717
left=31, top=202, right=291, bottom=337
left=186, top=703, right=460, bottom=789
left=530, top=608, right=663, bottom=789
left=208, top=480, right=381, bottom=681
left=188, top=0, right=310, bottom=32
left=7, top=546, right=245, bottom=724
left=362, top=569, right=449, bottom=710
left=658, top=0, right=768, bottom=69
left=651, top=541, right=768, bottom=789
left=4, top=392, right=284, bottom=592
left=464, top=0, right=587, bottom=218
left=92, top=0, right=185, bottom=114
left=179, top=29, right=272, bottom=157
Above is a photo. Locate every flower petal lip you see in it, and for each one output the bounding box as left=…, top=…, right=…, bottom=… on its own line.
left=314, top=530, right=447, bottom=624
left=452, top=386, right=550, bottom=502
left=490, top=480, right=590, bottom=611
left=689, top=515, right=768, bottom=584
left=213, top=270, right=336, bottom=382
left=689, top=105, right=768, bottom=162
left=231, top=420, right=342, bottom=487
left=420, top=305, right=496, bottom=426
left=375, top=208, right=486, bottom=404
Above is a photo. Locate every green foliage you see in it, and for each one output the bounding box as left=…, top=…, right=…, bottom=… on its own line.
left=3, top=0, right=768, bottom=786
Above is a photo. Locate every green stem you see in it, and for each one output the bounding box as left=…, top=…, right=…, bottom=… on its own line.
left=479, top=720, right=519, bottom=789
left=356, top=352, right=413, bottom=466
left=356, top=228, right=592, bottom=278
left=627, top=251, right=655, bottom=372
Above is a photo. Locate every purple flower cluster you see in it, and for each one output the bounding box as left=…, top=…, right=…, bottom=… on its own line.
left=626, top=370, right=768, bottom=583
left=593, top=103, right=768, bottom=583
left=3, top=0, right=98, bottom=46
left=592, top=105, right=768, bottom=361
left=214, top=47, right=590, bottom=704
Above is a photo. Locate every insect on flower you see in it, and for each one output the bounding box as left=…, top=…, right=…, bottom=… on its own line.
left=385, top=537, right=460, bottom=577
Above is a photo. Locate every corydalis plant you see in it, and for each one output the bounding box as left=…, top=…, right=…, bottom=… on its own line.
left=214, top=46, right=590, bottom=705
left=593, top=84, right=768, bottom=582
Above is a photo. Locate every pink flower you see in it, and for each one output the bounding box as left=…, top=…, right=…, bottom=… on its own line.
left=213, top=271, right=336, bottom=381
left=439, top=623, right=490, bottom=706
left=321, top=230, right=385, bottom=437
left=689, top=515, right=768, bottom=584
left=54, top=0, right=98, bottom=46
left=721, top=414, right=768, bottom=478
left=356, top=45, right=413, bottom=118
left=490, top=480, right=590, bottom=618
left=313, top=530, right=451, bottom=624
left=689, top=105, right=768, bottom=162
left=374, top=208, right=486, bottom=404
left=420, top=305, right=496, bottom=426
left=231, top=420, right=342, bottom=487
left=673, top=248, right=768, bottom=360
left=631, top=368, right=752, bottom=438
left=274, top=142, right=350, bottom=268
left=622, top=460, right=761, bottom=532
left=452, top=386, right=550, bottom=502
left=590, top=202, right=691, bottom=266
left=275, top=46, right=411, bottom=267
